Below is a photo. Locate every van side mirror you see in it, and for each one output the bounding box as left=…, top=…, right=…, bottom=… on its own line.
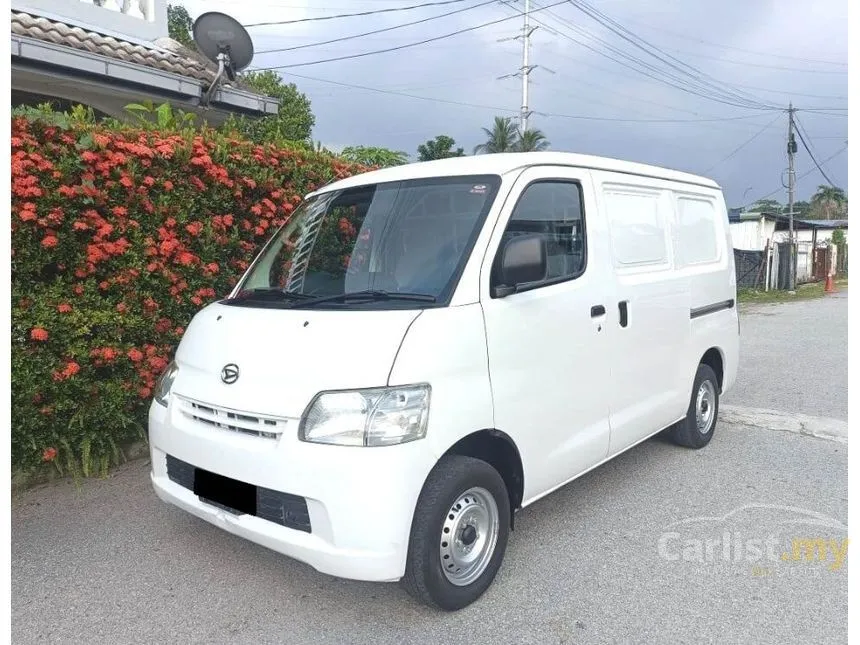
left=493, top=234, right=547, bottom=298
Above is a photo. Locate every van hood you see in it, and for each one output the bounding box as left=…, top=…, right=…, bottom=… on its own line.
left=172, top=302, right=421, bottom=418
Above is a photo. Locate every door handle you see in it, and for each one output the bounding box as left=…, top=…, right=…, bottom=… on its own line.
left=619, top=301, right=629, bottom=328
left=591, top=305, right=606, bottom=317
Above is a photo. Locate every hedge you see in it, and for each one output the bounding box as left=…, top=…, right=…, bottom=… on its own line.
left=10, top=110, right=366, bottom=476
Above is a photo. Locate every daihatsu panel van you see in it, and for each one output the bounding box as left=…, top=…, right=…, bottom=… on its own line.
left=149, top=152, right=739, bottom=610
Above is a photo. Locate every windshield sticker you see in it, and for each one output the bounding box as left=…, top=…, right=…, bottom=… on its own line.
left=470, top=184, right=488, bottom=194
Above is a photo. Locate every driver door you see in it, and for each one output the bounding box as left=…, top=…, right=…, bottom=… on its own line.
left=479, top=167, right=613, bottom=502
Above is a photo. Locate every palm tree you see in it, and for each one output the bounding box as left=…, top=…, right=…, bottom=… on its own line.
left=517, top=128, right=550, bottom=152
left=473, top=116, right=520, bottom=154
left=810, top=185, right=847, bottom=218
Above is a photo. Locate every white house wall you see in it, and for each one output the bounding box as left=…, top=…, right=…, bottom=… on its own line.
left=729, top=220, right=763, bottom=250
left=12, top=0, right=168, bottom=42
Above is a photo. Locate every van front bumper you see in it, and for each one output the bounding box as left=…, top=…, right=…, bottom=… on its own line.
left=148, top=400, right=436, bottom=583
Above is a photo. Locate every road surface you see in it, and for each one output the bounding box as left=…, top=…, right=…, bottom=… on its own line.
left=12, top=293, right=848, bottom=644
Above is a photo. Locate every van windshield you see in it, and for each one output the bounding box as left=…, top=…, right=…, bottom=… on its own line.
left=228, top=175, right=501, bottom=309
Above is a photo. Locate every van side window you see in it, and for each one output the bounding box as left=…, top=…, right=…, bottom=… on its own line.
left=493, top=181, right=585, bottom=290
left=603, top=187, right=667, bottom=267
left=676, top=196, right=719, bottom=266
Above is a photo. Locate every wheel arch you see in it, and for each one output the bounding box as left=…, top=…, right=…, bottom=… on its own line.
left=699, top=347, right=725, bottom=392
left=440, top=429, right=524, bottom=528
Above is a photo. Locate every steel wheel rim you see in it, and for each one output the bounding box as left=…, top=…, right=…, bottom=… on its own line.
left=696, top=380, right=717, bottom=434
left=439, top=486, right=499, bottom=586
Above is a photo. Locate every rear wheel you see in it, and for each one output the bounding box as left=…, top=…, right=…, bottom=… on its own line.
left=667, top=363, right=720, bottom=449
left=401, top=455, right=510, bottom=611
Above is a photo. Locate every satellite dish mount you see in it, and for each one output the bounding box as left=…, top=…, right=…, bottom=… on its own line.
left=192, top=12, right=255, bottom=107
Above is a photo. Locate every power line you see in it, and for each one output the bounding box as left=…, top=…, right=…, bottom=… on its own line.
left=522, top=2, right=779, bottom=111
left=253, top=0, right=570, bottom=70
left=256, top=0, right=498, bottom=55
left=244, top=0, right=472, bottom=28
left=280, top=70, right=790, bottom=123
left=660, top=49, right=849, bottom=74
left=794, top=114, right=838, bottom=187
left=744, top=145, right=847, bottom=207
left=560, top=0, right=778, bottom=110
left=728, top=83, right=846, bottom=101
left=702, top=113, right=783, bottom=174
left=612, top=17, right=848, bottom=67
left=535, top=48, right=792, bottom=130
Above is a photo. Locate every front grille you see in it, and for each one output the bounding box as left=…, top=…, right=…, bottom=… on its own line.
left=175, top=395, right=289, bottom=439
left=165, top=454, right=311, bottom=533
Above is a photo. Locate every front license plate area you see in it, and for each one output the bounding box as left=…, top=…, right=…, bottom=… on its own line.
left=193, top=468, right=256, bottom=516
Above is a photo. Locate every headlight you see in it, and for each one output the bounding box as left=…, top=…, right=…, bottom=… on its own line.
left=299, top=384, right=431, bottom=446
left=154, top=361, right=178, bottom=407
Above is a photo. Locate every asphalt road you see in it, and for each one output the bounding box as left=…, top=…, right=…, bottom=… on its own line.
left=724, top=290, right=848, bottom=420
left=12, top=295, right=849, bottom=644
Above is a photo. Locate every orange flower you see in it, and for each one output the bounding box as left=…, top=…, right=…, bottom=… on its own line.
left=41, top=235, right=58, bottom=248
left=127, top=348, right=144, bottom=362
left=116, top=303, right=127, bottom=313
left=30, top=328, right=49, bottom=342
left=57, top=303, right=72, bottom=313
left=163, top=180, right=174, bottom=191
left=42, top=447, right=58, bottom=461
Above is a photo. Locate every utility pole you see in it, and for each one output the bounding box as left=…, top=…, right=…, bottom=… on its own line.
left=520, top=0, right=532, bottom=134
left=498, top=1, right=549, bottom=133
left=787, top=103, right=797, bottom=290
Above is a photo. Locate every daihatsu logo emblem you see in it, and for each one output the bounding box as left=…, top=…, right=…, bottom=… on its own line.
left=221, top=363, right=239, bottom=385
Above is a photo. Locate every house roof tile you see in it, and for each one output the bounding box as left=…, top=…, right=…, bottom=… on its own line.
left=11, top=10, right=217, bottom=83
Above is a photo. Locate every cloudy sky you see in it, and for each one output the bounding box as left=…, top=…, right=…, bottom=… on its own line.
left=181, top=0, right=848, bottom=207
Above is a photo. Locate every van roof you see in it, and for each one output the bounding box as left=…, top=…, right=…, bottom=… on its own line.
left=308, top=151, right=720, bottom=197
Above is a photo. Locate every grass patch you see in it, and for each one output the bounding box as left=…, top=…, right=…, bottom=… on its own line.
left=738, top=278, right=848, bottom=304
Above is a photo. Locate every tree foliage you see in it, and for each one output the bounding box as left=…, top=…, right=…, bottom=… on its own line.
left=810, top=185, right=847, bottom=219
left=10, top=105, right=363, bottom=474
left=517, top=128, right=551, bottom=152
left=748, top=199, right=783, bottom=213
left=473, top=116, right=520, bottom=154
left=473, top=116, right=552, bottom=154
left=223, top=70, right=316, bottom=145
left=417, top=135, right=464, bottom=161
left=166, top=4, right=194, bottom=48
left=339, top=145, right=408, bottom=167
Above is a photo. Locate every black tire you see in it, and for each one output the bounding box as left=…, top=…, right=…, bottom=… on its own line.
left=667, top=363, right=720, bottom=449
left=401, top=455, right=510, bottom=611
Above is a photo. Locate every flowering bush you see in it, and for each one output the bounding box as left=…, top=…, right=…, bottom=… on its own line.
left=10, top=110, right=366, bottom=475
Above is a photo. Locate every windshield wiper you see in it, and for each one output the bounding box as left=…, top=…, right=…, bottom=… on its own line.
left=289, top=289, right=437, bottom=309
left=225, top=287, right=314, bottom=303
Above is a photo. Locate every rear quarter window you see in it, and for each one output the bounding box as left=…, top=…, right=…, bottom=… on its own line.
left=675, top=196, right=720, bottom=267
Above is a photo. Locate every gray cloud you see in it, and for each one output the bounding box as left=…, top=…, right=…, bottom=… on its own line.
left=183, top=0, right=848, bottom=206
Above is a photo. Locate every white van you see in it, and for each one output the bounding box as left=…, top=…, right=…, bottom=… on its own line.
left=149, top=152, right=738, bottom=610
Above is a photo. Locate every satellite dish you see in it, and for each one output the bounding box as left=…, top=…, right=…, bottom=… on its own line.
left=192, top=12, right=254, bottom=104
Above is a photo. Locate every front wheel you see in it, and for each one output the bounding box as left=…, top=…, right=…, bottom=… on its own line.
left=401, top=455, right=510, bottom=611
left=667, top=363, right=720, bottom=449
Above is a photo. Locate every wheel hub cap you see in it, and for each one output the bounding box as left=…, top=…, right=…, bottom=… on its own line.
left=439, top=487, right=500, bottom=586
left=696, top=380, right=716, bottom=434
